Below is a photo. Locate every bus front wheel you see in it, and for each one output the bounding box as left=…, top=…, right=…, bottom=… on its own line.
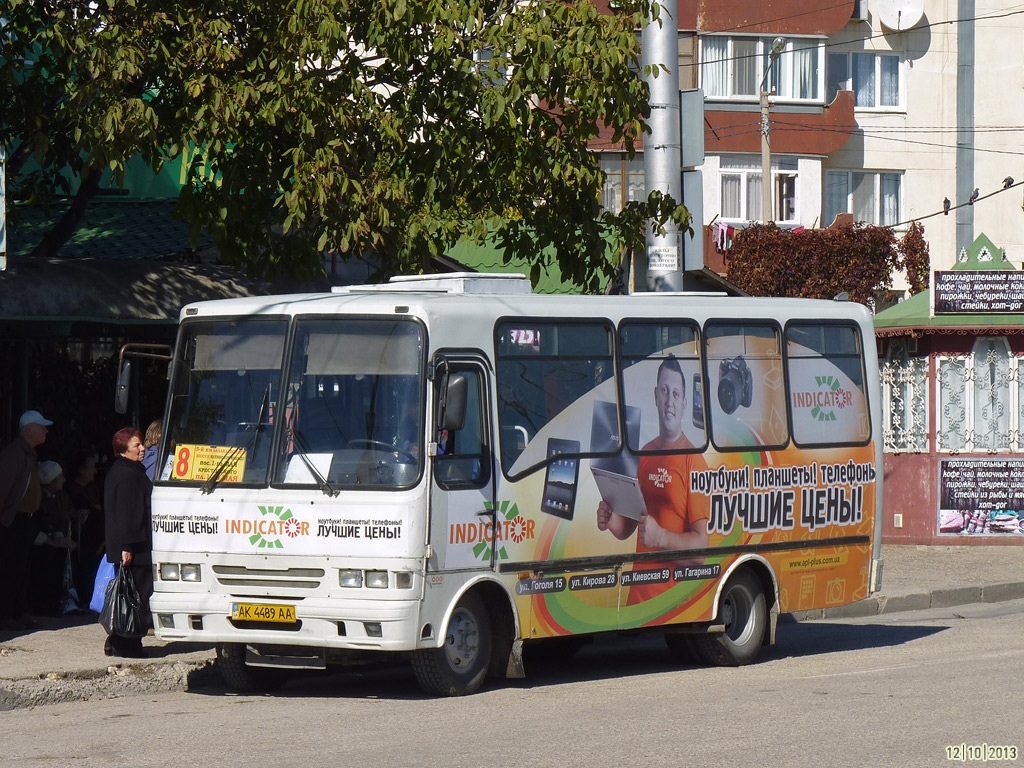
left=692, top=568, right=766, bottom=666
left=412, top=592, right=492, bottom=696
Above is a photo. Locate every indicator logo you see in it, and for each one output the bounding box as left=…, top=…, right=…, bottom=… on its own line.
left=449, top=500, right=536, bottom=562
left=793, top=375, right=853, bottom=422
left=224, top=506, right=310, bottom=549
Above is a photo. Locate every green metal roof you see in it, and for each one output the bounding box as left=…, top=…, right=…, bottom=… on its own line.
left=8, top=200, right=211, bottom=260
left=444, top=232, right=616, bottom=295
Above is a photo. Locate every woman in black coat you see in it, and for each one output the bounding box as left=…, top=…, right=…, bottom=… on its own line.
left=103, top=427, right=152, bottom=658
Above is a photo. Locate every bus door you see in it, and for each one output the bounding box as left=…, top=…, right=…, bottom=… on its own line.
left=428, top=356, right=497, bottom=571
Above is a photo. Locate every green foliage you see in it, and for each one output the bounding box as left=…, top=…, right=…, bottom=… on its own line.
left=725, top=222, right=931, bottom=305
left=2, top=0, right=678, bottom=286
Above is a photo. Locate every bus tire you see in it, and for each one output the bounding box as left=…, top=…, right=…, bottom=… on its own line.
left=216, top=643, right=290, bottom=693
left=412, top=592, right=491, bottom=696
left=692, top=569, right=766, bottom=667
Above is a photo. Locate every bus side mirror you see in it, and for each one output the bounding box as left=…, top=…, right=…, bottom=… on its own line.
left=440, top=374, right=467, bottom=432
left=114, top=360, right=132, bottom=415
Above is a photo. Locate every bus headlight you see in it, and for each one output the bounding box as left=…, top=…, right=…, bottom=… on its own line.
left=395, top=572, right=413, bottom=589
left=365, top=570, right=389, bottom=589
left=159, top=563, right=180, bottom=581
left=180, top=564, right=202, bottom=582
left=339, top=570, right=363, bottom=588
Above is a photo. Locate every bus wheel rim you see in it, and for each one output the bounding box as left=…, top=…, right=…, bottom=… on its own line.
left=723, top=584, right=754, bottom=644
left=444, top=608, right=480, bottom=669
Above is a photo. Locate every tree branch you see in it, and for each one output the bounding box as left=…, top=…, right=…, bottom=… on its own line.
left=28, top=168, right=103, bottom=259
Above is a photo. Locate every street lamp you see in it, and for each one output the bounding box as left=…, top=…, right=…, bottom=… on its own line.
left=760, top=37, right=786, bottom=224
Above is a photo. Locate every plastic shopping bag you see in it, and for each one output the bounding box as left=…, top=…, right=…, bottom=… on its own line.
left=98, top=566, right=147, bottom=639
left=89, top=558, right=116, bottom=613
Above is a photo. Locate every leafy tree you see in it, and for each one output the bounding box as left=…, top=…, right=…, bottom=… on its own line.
left=2, top=0, right=682, bottom=289
left=725, top=221, right=930, bottom=305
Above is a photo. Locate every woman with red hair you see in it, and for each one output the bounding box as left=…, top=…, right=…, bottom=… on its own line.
left=102, top=427, right=152, bottom=657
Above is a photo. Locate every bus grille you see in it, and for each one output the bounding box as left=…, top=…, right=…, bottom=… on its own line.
left=211, top=565, right=325, bottom=591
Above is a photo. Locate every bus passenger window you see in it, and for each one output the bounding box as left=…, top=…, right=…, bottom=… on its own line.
left=705, top=322, right=788, bottom=451
left=619, top=320, right=704, bottom=453
left=786, top=322, right=870, bottom=446
left=495, top=321, right=614, bottom=477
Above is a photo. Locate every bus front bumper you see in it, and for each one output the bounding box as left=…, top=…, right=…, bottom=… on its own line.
left=150, top=593, right=425, bottom=652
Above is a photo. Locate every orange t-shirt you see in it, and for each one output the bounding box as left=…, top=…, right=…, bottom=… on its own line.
left=627, top=434, right=710, bottom=605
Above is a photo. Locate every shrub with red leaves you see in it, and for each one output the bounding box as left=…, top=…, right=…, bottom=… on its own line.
left=726, top=221, right=930, bottom=305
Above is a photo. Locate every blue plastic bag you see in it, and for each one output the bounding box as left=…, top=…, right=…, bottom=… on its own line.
left=89, top=558, right=116, bottom=613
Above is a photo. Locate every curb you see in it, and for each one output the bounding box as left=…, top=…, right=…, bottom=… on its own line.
left=0, top=658, right=217, bottom=712
left=783, top=580, right=1024, bottom=622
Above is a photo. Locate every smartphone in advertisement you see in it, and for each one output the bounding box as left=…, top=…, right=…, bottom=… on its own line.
left=540, top=438, right=581, bottom=520
left=692, top=373, right=705, bottom=430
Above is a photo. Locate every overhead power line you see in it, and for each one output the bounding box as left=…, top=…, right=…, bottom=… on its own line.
left=891, top=179, right=1024, bottom=228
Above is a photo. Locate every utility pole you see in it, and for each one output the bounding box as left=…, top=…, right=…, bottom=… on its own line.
left=759, top=37, right=786, bottom=224
left=641, top=1, right=682, bottom=291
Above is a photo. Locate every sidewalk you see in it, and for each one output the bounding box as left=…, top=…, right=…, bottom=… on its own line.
left=2, top=544, right=1023, bottom=709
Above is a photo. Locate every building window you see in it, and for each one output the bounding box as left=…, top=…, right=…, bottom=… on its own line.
left=599, top=152, right=645, bottom=212
left=937, top=337, right=1016, bottom=453
left=827, top=51, right=901, bottom=109
left=881, top=339, right=928, bottom=452
left=720, top=155, right=798, bottom=223
left=702, top=36, right=823, bottom=103
left=473, top=48, right=510, bottom=81
left=825, top=170, right=901, bottom=226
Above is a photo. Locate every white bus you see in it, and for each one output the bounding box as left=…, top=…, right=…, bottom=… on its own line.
left=146, top=273, right=883, bottom=695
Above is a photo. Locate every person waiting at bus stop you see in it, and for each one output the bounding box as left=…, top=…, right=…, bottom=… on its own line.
left=103, top=428, right=153, bottom=657
left=0, top=410, right=52, bottom=632
left=595, top=357, right=710, bottom=604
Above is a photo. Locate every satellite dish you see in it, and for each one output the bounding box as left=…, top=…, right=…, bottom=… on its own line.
left=877, top=0, right=924, bottom=30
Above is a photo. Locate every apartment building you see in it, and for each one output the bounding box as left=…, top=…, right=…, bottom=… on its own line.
left=598, top=0, right=1024, bottom=287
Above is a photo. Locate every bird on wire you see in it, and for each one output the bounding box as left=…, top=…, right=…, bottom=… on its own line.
left=1004, top=177, right=1015, bottom=189
left=968, top=188, right=980, bottom=204
left=943, top=197, right=951, bottom=215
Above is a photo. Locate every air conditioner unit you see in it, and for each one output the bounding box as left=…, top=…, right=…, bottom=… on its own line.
left=851, top=0, right=870, bottom=22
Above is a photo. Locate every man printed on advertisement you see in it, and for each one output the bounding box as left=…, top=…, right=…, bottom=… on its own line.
left=595, top=357, right=710, bottom=604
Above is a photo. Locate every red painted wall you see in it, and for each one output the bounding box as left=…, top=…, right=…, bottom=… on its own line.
left=682, top=0, right=855, bottom=34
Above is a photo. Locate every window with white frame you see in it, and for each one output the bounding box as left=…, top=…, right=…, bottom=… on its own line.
left=720, top=155, right=798, bottom=223
left=825, top=170, right=901, bottom=227
left=826, top=51, right=901, bottom=109
left=599, top=152, right=645, bottom=212
left=702, top=36, right=824, bottom=103
left=881, top=338, right=928, bottom=452
left=937, top=337, right=1018, bottom=453
left=473, top=48, right=510, bottom=81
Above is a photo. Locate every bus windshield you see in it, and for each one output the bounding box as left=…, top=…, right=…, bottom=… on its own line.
left=162, top=317, right=288, bottom=485
left=273, top=317, right=424, bottom=489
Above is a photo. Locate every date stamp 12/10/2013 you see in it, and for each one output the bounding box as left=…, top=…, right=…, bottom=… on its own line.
left=946, top=744, right=1018, bottom=762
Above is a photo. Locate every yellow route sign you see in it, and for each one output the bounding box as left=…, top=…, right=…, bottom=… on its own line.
left=172, top=444, right=247, bottom=483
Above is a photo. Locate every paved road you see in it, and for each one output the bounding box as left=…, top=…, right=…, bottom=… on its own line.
left=3, top=598, right=1022, bottom=768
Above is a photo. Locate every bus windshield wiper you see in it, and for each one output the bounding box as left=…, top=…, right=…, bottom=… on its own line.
left=290, top=429, right=340, bottom=497
left=201, top=385, right=271, bottom=495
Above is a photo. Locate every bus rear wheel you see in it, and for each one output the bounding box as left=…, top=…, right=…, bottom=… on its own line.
left=692, top=568, right=766, bottom=667
left=216, top=643, right=291, bottom=693
left=412, top=592, right=491, bottom=696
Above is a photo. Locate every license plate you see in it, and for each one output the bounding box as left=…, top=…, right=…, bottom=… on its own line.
left=231, top=602, right=296, bottom=623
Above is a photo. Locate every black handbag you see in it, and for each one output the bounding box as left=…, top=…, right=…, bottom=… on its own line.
left=99, top=565, right=146, bottom=639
